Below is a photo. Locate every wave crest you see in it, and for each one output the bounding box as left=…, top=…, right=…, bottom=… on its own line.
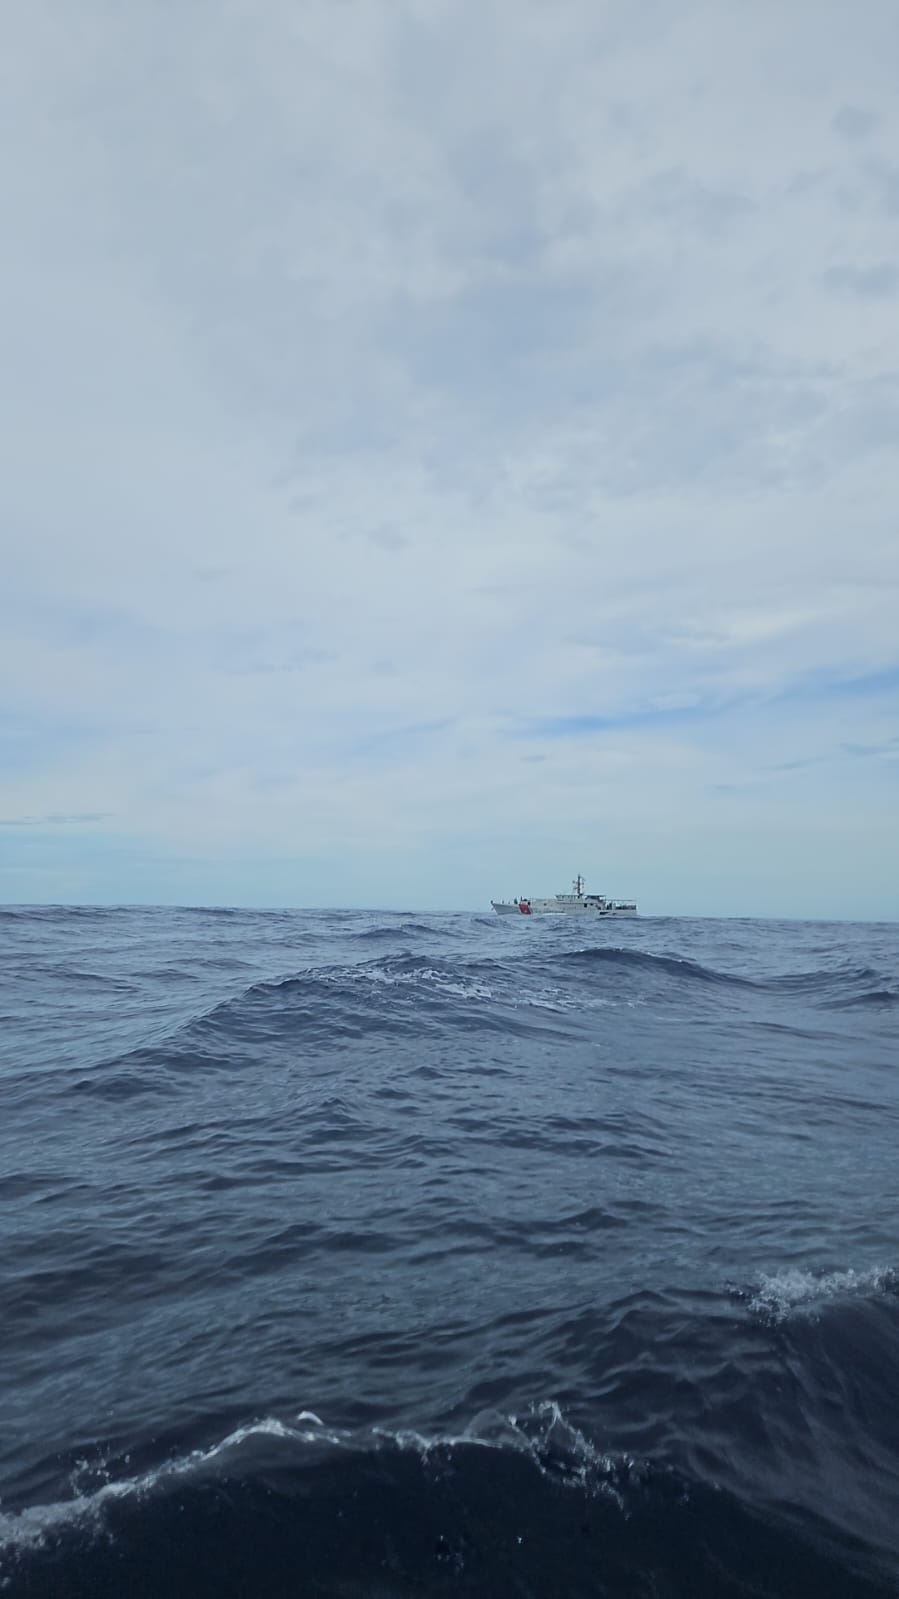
left=743, top=1265, right=899, bottom=1323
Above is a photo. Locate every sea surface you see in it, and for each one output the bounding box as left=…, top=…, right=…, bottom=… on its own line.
left=1, top=905, right=897, bottom=1597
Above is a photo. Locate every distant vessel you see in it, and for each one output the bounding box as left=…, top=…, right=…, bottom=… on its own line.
left=491, top=874, right=637, bottom=918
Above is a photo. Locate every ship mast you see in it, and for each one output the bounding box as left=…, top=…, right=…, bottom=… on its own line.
left=573, top=873, right=584, bottom=897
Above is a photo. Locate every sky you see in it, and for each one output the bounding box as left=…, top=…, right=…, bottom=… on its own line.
left=2, top=0, right=898, bottom=918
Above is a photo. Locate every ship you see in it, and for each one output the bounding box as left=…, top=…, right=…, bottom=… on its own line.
left=491, top=874, right=637, bottom=917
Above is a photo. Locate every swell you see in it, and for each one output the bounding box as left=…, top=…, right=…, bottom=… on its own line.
left=567, top=946, right=895, bottom=1006
left=354, top=920, right=464, bottom=941
left=2, top=1408, right=893, bottom=1599
left=0, top=904, right=114, bottom=923
left=823, top=986, right=898, bottom=1010
left=568, top=947, right=757, bottom=985
left=8, top=933, right=895, bottom=1107
left=95, top=946, right=896, bottom=1040
left=15, top=952, right=581, bottom=1103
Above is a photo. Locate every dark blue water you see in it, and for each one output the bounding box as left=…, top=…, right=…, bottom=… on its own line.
left=1, top=906, right=897, bottom=1597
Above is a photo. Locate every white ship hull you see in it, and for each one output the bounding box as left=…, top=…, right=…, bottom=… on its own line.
left=491, top=876, right=637, bottom=917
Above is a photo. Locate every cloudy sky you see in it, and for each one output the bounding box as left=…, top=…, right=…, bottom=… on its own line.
left=2, top=0, right=898, bottom=916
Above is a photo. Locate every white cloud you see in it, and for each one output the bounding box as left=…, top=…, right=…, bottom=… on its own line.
left=2, top=0, right=898, bottom=914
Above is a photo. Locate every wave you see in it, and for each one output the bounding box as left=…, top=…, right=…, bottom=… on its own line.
left=217, top=951, right=503, bottom=1006
left=567, top=947, right=896, bottom=1007
left=354, top=920, right=463, bottom=942
left=23, top=930, right=896, bottom=1108
left=26, top=959, right=569, bottom=1104
left=0, top=904, right=115, bottom=923
left=243, top=945, right=883, bottom=1019
left=174, top=905, right=244, bottom=917
left=86, top=951, right=569, bottom=1061
left=0, top=1404, right=625, bottom=1550
left=742, top=1264, right=899, bottom=1323
left=822, top=987, right=898, bottom=1010
left=568, top=947, right=756, bottom=986
left=2, top=1405, right=893, bottom=1598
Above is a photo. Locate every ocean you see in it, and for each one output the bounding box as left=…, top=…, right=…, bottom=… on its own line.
left=1, top=904, right=897, bottom=1597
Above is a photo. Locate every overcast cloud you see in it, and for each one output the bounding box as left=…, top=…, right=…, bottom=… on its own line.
left=2, top=0, right=898, bottom=915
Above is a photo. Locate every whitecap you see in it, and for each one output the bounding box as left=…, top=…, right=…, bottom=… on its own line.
left=746, top=1264, right=898, bottom=1322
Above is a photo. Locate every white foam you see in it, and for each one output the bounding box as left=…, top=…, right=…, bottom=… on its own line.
left=521, top=1401, right=628, bottom=1498
left=343, top=964, right=496, bottom=1003
left=377, top=1401, right=629, bottom=1502
left=747, top=1264, right=897, bottom=1322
